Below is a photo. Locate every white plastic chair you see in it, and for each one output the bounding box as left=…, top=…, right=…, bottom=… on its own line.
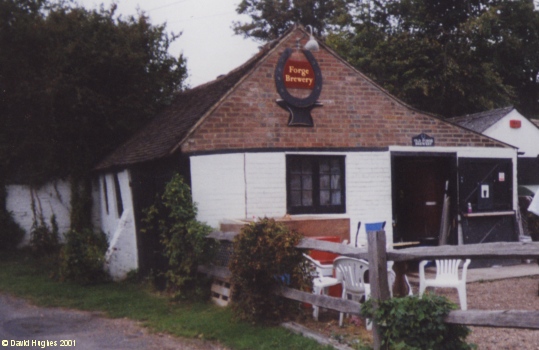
left=303, top=254, right=341, bottom=320
left=419, top=259, right=471, bottom=310
left=333, top=257, right=370, bottom=327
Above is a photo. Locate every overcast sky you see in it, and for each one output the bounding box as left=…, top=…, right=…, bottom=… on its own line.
left=76, top=0, right=261, bottom=87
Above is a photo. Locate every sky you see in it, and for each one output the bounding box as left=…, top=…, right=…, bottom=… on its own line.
left=76, top=0, right=261, bottom=87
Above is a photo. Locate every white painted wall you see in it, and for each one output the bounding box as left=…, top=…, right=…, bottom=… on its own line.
left=346, top=152, right=393, bottom=246
left=190, top=153, right=248, bottom=228
left=190, top=151, right=395, bottom=243
left=244, top=153, right=287, bottom=219
left=98, top=170, right=138, bottom=280
left=190, top=147, right=517, bottom=246
left=483, top=109, right=539, bottom=158
left=6, top=180, right=71, bottom=245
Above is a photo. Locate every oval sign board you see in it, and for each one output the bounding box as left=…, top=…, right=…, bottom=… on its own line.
left=274, top=48, right=323, bottom=108
left=283, top=59, right=315, bottom=90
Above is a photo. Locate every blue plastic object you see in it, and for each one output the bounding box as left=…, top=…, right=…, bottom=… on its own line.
left=365, top=221, right=386, bottom=232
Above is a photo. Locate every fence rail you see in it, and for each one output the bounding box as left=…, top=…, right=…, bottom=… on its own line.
left=201, top=230, right=539, bottom=349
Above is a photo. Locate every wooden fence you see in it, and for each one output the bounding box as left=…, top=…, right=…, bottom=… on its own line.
left=200, top=230, right=539, bottom=349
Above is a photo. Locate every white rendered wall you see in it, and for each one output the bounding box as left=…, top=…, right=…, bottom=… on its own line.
left=190, top=147, right=517, bottom=246
left=244, top=153, right=287, bottom=219
left=346, top=152, right=393, bottom=246
left=6, top=180, right=71, bottom=245
left=190, top=154, right=247, bottom=229
left=483, top=110, right=539, bottom=158
left=190, top=151, right=394, bottom=244
left=98, top=170, right=138, bottom=280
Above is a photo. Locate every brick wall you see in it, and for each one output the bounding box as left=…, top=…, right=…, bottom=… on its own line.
left=181, top=28, right=506, bottom=154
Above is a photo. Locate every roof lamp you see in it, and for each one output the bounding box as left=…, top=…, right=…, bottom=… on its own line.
left=304, top=25, right=319, bottom=52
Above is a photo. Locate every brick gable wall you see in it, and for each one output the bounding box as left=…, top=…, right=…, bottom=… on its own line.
left=181, top=30, right=506, bottom=154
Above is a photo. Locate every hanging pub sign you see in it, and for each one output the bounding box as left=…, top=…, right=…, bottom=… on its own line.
left=412, top=133, right=435, bottom=147
left=274, top=48, right=323, bottom=126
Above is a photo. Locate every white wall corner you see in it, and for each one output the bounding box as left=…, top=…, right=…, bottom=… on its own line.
left=104, top=208, right=138, bottom=281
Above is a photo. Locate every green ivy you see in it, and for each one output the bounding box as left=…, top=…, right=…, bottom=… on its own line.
left=30, top=214, right=61, bottom=256
left=141, top=174, right=216, bottom=299
left=361, top=294, right=476, bottom=350
left=229, top=218, right=308, bottom=325
left=0, top=209, right=25, bottom=251
left=59, top=228, right=109, bottom=285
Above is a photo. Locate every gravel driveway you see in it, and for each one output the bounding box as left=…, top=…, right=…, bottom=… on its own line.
left=0, top=293, right=227, bottom=350
left=434, top=275, right=539, bottom=349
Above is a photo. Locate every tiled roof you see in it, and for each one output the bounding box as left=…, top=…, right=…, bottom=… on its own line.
left=450, top=106, right=514, bottom=133
left=94, top=37, right=281, bottom=171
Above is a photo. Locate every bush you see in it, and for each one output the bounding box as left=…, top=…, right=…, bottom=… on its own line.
left=30, top=215, right=61, bottom=256
left=362, top=294, right=476, bottom=350
left=0, top=210, right=25, bottom=250
left=142, top=174, right=217, bottom=299
left=59, top=228, right=109, bottom=285
left=229, top=218, right=308, bottom=325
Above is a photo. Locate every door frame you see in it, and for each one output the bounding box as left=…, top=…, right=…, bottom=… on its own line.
left=391, top=152, right=458, bottom=245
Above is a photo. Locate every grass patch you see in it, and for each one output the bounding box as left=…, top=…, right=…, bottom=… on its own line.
left=0, top=251, right=333, bottom=350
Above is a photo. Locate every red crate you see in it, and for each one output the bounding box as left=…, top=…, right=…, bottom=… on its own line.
left=310, top=236, right=340, bottom=264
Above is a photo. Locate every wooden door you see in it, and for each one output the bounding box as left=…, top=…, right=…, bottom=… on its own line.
left=393, top=156, right=454, bottom=243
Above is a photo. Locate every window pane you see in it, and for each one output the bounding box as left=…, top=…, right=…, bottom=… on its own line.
left=290, top=161, right=301, bottom=174
left=291, top=191, right=302, bottom=206
left=331, top=174, right=341, bottom=189
left=302, top=175, right=312, bottom=190
left=320, top=174, right=330, bottom=189
left=332, top=191, right=342, bottom=205
left=320, top=190, right=330, bottom=205
left=302, top=190, right=313, bottom=206
left=331, top=159, right=340, bottom=173
left=320, top=159, right=330, bottom=173
left=290, top=175, right=301, bottom=190
left=287, top=155, right=345, bottom=214
left=301, top=159, right=312, bottom=173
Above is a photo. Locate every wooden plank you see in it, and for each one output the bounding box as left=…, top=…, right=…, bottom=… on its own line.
left=198, top=265, right=232, bottom=279
left=367, top=230, right=390, bottom=350
left=207, top=231, right=238, bottom=241
left=445, top=310, right=539, bottom=329
left=368, top=230, right=391, bottom=301
left=461, top=211, right=515, bottom=218
left=211, top=283, right=231, bottom=298
left=206, top=231, right=539, bottom=262
left=276, top=287, right=362, bottom=314
left=388, top=241, right=539, bottom=262
left=296, top=238, right=370, bottom=259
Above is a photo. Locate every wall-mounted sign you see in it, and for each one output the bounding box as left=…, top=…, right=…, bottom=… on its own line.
left=509, top=119, right=521, bottom=128
left=412, top=133, right=435, bottom=147
left=283, top=59, right=316, bottom=89
left=274, top=48, right=323, bottom=126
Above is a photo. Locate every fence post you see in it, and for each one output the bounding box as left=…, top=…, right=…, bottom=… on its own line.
left=368, top=230, right=390, bottom=349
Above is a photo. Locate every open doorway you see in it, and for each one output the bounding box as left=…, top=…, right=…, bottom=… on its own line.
left=392, top=154, right=457, bottom=245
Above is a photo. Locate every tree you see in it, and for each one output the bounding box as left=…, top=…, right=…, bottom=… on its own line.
left=327, top=0, right=515, bottom=117
left=0, top=0, right=187, bottom=229
left=233, top=0, right=354, bottom=41
left=236, top=0, right=539, bottom=117
left=466, top=0, right=539, bottom=116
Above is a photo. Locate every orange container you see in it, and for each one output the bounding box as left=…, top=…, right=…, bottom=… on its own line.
left=310, top=236, right=340, bottom=264
left=309, top=236, right=342, bottom=297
